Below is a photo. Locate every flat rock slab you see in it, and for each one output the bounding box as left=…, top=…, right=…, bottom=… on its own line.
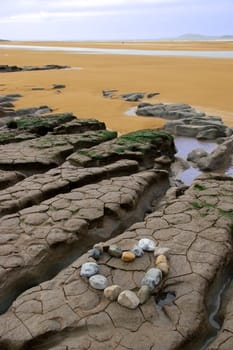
left=0, top=129, right=37, bottom=144
left=68, top=129, right=176, bottom=167
left=0, top=174, right=232, bottom=349
left=0, top=170, right=25, bottom=190
left=136, top=102, right=232, bottom=139
left=0, top=170, right=166, bottom=313
left=0, top=159, right=139, bottom=217
left=7, top=113, right=106, bottom=136
left=52, top=118, right=106, bottom=134
left=0, top=64, right=69, bottom=73
left=0, top=130, right=116, bottom=174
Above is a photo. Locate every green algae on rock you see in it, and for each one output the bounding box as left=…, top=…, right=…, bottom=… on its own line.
left=68, top=129, right=176, bottom=167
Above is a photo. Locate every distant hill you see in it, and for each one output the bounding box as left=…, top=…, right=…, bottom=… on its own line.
left=159, top=33, right=233, bottom=41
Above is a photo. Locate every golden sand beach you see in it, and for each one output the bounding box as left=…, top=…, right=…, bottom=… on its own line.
left=0, top=41, right=233, bottom=134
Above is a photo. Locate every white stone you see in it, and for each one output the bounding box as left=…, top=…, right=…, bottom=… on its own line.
left=138, top=238, right=156, bottom=252
left=89, top=274, right=108, bottom=290
left=131, top=244, right=144, bottom=257
left=80, top=262, right=99, bottom=278
left=117, top=290, right=140, bottom=309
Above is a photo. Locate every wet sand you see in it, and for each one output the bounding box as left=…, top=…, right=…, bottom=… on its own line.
left=0, top=41, right=233, bottom=134
left=7, top=40, right=233, bottom=51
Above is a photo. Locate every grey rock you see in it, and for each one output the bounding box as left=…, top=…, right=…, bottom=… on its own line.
left=31, top=87, right=45, bottom=91
left=53, top=84, right=66, bottom=89
left=138, top=238, right=156, bottom=252
left=137, top=285, right=151, bottom=304
left=80, top=262, right=99, bottom=278
left=102, top=89, right=118, bottom=98
left=187, top=148, right=209, bottom=162
left=120, top=92, right=145, bottom=102
left=104, top=285, right=122, bottom=301
left=108, top=244, right=122, bottom=258
left=175, top=125, right=204, bottom=137
left=131, top=244, right=144, bottom=257
left=93, top=242, right=104, bottom=254
left=196, top=128, right=220, bottom=140
left=88, top=248, right=102, bottom=260
left=147, top=92, right=160, bottom=98
left=15, top=106, right=52, bottom=116
left=154, top=155, right=172, bottom=165
left=197, top=136, right=233, bottom=171
left=117, top=290, right=140, bottom=309
left=141, top=268, right=163, bottom=291
left=89, top=274, right=108, bottom=290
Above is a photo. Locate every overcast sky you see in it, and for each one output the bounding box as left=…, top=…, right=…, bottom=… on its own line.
left=1, top=0, right=232, bottom=41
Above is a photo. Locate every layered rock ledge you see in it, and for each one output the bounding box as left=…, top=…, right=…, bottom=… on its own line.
left=0, top=174, right=232, bottom=350
left=0, top=104, right=232, bottom=350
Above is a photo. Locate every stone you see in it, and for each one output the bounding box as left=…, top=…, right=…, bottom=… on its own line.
left=197, top=136, right=233, bottom=171
left=89, top=274, right=108, bottom=290
left=156, top=262, right=169, bottom=276
left=155, top=255, right=170, bottom=275
left=88, top=248, right=102, bottom=260
left=147, top=92, right=160, bottom=98
left=80, top=262, right=99, bottom=278
left=108, top=244, right=122, bottom=258
left=93, top=242, right=104, bottom=253
left=141, top=268, right=163, bottom=291
left=131, top=244, right=144, bottom=257
left=138, top=238, right=156, bottom=252
left=154, top=247, right=170, bottom=257
left=155, top=255, right=168, bottom=265
left=120, top=92, right=145, bottom=102
left=104, top=285, right=122, bottom=301
left=187, top=148, right=209, bottom=162
left=117, top=290, right=140, bottom=309
left=121, top=251, right=136, bottom=262
left=154, top=155, right=172, bottom=165
left=53, top=84, right=66, bottom=89
left=137, top=285, right=151, bottom=304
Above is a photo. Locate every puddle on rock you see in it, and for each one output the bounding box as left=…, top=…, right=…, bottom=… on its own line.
left=155, top=291, right=176, bottom=309
left=125, top=107, right=137, bottom=116
left=175, top=137, right=217, bottom=159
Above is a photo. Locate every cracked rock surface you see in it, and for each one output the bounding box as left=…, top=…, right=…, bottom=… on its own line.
left=0, top=108, right=232, bottom=350
left=0, top=173, right=232, bottom=350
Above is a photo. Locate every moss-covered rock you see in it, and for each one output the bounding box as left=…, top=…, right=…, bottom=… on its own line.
left=68, top=129, right=176, bottom=167
left=7, top=113, right=76, bottom=135
left=0, top=130, right=37, bottom=144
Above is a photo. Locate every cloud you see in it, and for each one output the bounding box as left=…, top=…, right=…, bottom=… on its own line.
left=0, top=0, right=232, bottom=40
left=0, top=0, right=187, bottom=24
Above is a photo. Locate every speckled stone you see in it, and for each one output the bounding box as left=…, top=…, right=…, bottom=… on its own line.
left=131, top=244, right=144, bottom=257
left=137, top=285, right=151, bottom=304
left=155, top=255, right=168, bottom=265
left=93, top=242, right=104, bottom=254
left=88, top=248, right=102, bottom=260
left=141, top=268, right=162, bottom=291
left=80, top=262, right=99, bottom=278
left=155, top=255, right=169, bottom=275
left=117, top=290, right=140, bottom=309
left=156, top=262, right=169, bottom=276
left=138, top=238, right=156, bottom=252
left=108, top=244, right=122, bottom=258
left=104, top=285, right=122, bottom=301
left=121, top=251, right=136, bottom=262
left=89, top=274, right=108, bottom=290
left=154, top=247, right=170, bottom=258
